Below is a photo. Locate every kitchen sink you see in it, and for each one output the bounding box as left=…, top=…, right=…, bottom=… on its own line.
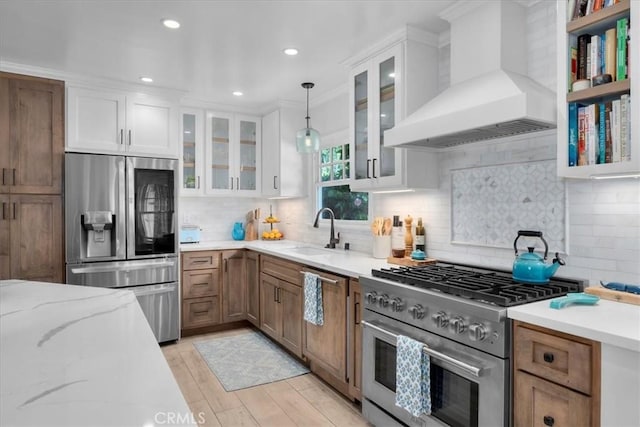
left=286, top=246, right=332, bottom=256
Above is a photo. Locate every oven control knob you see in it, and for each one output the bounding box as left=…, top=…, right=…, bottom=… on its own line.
left=432, top=311, right=449, bottom=328
left=469, top=323, right=488, bottom=341
left=377, top=294, right=389, bottom=308
left=450, top=316, right=466, bottom=334
left=408, top=304, right=425, bottom=319
left=365, top=292, right=378, bottom=304
left=391, top=298, right=405, bottom=312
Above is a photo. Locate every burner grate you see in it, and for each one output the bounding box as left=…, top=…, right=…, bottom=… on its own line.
left=371, top=263, right=583, bottom=307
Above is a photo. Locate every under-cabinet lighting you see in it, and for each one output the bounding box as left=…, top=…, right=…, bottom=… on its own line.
left=184, top=130, right=192, bottom=134
left=283, top=48, right=299, bottom=56
left=139, top=76, right=153, bottom=83
left=370, top=188, right=416, bottom=194
left=232, top=91, right=243, bottom=96
left=590, top=173, right=640, bottom=180
left=162, top=19, right=180, bottom=29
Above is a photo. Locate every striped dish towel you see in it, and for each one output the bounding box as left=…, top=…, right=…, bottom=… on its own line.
left=303, top=272, right=323, bottom=326
left=395, top=334, right=431, bottom=417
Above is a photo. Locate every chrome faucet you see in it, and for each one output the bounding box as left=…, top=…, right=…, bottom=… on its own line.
left=313, top=207, right=340, bottom=249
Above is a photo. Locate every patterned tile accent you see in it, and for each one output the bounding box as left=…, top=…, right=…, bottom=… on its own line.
left=451, top=160, right=566, bottom=253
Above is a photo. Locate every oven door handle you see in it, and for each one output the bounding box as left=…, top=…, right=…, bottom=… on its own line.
left=361, top=320, right=484, bottom=378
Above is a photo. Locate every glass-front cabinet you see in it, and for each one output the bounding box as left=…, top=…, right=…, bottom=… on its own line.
left=348, top=29, right=441, bottom=191
left=205, top=112, right=260, bottom=196
left=351, top=44, right=403, bottom=190
left=180, top=108, right=203, bottom=195
left=179, top=110, right=260, bottom=196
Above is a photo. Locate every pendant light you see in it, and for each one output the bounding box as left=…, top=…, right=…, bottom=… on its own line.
left=296, top=82, right=320, bottom=153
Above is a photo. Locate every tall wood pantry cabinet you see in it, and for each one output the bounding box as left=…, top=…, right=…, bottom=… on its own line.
left=0, top=72, right=64, bottom=282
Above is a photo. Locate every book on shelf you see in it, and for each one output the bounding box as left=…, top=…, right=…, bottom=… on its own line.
left=570, top=47, right=578, bottom=87
left=590, top=34, right=602, bottom=79
left=578, top=34, right=591, bottom=80
left=604, top=101, right=613, bottom=164
left=598, top=102, right=606, bottom=164
left=611, top=99, right=621, bottom=162
left=604, top=28, right=617, bottom=78
left=573, top=0, right=589, bottom=19
left=578, top=106, right=587, bottom=166
left=620, top=94, right=630, bottom=161
left=617, top=18, right=628, bottom=80
left=568, top=103, right=578, bottom=166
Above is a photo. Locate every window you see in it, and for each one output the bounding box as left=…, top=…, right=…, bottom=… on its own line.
left=317, top=143, right=368, bottom=221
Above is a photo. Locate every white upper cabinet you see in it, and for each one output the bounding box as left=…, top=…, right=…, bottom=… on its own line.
left=180, top=108, right=204, bottom=195
left=348, top=28, right=441, bottom=191
left=204, top=112, right=261, bottom=196
left=67, top=86, right=178, bottom=158
left=557, top=0, right=638, bottom=178
left=261, top=107, right=307, bottom=198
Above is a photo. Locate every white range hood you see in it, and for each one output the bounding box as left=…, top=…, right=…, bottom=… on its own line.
left=385, top=0, right=556, bottom=149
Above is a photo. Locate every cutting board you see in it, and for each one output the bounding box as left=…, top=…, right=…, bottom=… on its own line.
left=387, top=256, right=437, bottom=267
left=244, top=210, right=257, bottom=241
left=584, top=287, right=640, bottom=306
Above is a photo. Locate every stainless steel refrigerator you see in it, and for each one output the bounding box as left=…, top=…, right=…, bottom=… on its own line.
left=65, top=153, right=179, bottom=343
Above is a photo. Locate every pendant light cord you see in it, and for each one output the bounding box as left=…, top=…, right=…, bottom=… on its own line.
left=305, top=86, right=310, bottom=128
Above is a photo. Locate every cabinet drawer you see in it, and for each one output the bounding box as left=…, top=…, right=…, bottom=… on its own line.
left=514, top=370, right=592, bottom=427
left=260, top=255, right=301, bottom=285
left=182, top=269, right=219, bottom=299
left=182, top=251, right=220, bottom=270
left=514, top=322, right=597, bottom=395
left=182, top=296, right=220, bottom=329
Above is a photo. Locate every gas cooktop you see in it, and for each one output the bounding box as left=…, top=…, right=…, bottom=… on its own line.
left=371, top=262, right=585, bottom=307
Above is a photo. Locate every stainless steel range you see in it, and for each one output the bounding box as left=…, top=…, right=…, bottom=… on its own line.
left=360, top=262, right=585, bottom=427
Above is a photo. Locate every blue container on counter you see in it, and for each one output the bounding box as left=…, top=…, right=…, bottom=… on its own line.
left=232, top=222, right=245, bottom=240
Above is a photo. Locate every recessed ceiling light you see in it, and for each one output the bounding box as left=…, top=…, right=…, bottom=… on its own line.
left=162, top=19, right=180, bottom=29
left=283, top=48, right=299, bottom=56
left=139, top=76, right=153, bottom=83
left=232, top=91, right=243, bottom=97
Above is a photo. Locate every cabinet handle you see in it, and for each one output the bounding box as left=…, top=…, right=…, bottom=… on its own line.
left=2, top=202, right=6, bottom=220
left=197, top=176, right=200, bottom=189
left=276, top=287, right=281, bottom=303
left=543, top=415, right=555, bottom=426
left=128, top=129, right=132, bottom=146
left=372, top=158, right=377, bottom=178
left=120, top=129, right=124, bottom=145
left=12, top=203, right=16, bottom=220
left=273, top=175, right=278, bottom=190
left=12, top=169, right=16, bottom=186
left=191, top=259, right=209, bottom=264
left=355, top=301, right=360, bottom=325
left=543, top=352, right=554, bottom=363
left=236, top=177, right=239, bottom=190
left=274, top=287, right=278, bottom=302
left=224, top=258, right=228, bottom=272
left=366, top=159, right=371, bottom=178
left=230, top=177, right=234, bottom=190
left=1, top=168, right=5, bottom=185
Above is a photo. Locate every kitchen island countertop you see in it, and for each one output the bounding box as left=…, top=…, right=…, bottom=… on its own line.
left=181, top=239, right=392, bottom=277
left=0, top=280, right=195, bottom=427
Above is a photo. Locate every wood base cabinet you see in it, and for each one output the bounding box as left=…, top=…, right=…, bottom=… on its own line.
left=0, top=72, right=64, bottom=282
left=221, top=250, right=246, bottom=323
left=513, top=321, right=601, bottom=427
left=259, top=255, right=303, bottom=358
left=245, top=251, right=260, bottom=326
left=181, top=251, right=221, bottom=331
left=302, top=268, right=348, bottom=390
left=348, top=279, right=362, bottom=400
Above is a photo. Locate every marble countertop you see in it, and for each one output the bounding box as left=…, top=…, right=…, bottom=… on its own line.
left=0, top=280, right=195, bottom=427
left=508, top=298, right=640, bottom=352
left=181, top=239, right=391, bottom=277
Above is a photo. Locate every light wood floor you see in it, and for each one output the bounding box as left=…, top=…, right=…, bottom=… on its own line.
left=161, top=327, right=370, bottom=427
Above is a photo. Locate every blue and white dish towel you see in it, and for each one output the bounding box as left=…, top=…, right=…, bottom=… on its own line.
left=303, top=272, right=324, bottom=326
left=395, top=335, right=431, bottom=417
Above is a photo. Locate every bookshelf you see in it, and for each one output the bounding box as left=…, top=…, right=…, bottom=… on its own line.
left=557, top=0, right=639, bottom=178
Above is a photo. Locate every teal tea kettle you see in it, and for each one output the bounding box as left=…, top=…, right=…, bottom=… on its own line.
left=512, top=230, right=565, bottom=284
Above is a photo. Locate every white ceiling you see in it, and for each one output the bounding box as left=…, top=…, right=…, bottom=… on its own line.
left=0, top=0, right=450, bottom=111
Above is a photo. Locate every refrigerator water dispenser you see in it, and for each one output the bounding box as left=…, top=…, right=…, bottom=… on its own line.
left=82, top=211, right=114, bottom=258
